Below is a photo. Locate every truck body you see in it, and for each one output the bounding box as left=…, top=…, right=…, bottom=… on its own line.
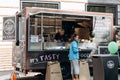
left=12, top=7, right=113, bottom=78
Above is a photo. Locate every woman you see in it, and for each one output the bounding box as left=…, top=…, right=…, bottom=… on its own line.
left=69, top=34, right=80, bottom=80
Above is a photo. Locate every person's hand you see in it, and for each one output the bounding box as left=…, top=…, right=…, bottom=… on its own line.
left=54, top=40, right=58, bottom=42
left=54, top=40, right=61, bottom=42
left=57, top=40, right=61, bottom=42
left=79, top=48, right=81, bottom=51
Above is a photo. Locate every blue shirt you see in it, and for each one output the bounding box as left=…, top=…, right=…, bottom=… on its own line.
left=69, top=40, right=79, bottom=60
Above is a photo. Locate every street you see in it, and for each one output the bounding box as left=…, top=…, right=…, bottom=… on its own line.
left=0, top=70, right=120, bottom=80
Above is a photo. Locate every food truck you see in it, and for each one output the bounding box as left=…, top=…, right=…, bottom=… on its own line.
left=12, top=7, right=113, bottom=78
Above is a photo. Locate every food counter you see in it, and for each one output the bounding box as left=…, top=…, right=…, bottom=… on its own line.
left=27, top=42, right=95, bottom=69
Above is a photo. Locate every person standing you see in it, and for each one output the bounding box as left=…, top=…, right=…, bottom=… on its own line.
left=69, top=34, right=80, bottom=80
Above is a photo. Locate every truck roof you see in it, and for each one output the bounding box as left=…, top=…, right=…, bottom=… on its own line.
left=17, top=7, right=113, bottom=18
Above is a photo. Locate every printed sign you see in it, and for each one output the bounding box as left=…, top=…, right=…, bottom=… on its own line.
left=28, top=50, right=69, bottom=68
left=29, top=53, right=60, bottom=64
left=3, top=16, right=15, bottom=40
left=107, top=60, right=115, bottom=69
left=31, top=35, right=39, bottom=42
left=27, top=50, right=91, bottom=68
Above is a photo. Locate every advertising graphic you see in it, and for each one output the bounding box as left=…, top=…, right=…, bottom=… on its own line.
left=3, top=17, right=15, bottom=40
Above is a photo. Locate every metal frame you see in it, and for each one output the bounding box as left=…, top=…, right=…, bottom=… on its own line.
left=98, top=46, right=109, bottom=54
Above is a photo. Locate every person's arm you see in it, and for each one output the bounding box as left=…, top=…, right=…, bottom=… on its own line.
left=54, top=33, right=60, bottom=42
left=72, top=42, right=79, bottom=53
left=54, top=33, right=58, bottom=40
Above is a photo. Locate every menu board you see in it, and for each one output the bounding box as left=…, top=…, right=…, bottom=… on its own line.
left=93, top=16, right=112, bottom=42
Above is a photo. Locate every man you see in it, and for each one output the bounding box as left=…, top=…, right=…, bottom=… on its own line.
left=54, top=29, right=67, bottom=42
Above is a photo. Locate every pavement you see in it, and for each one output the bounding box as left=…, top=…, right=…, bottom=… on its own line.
left=0, top=70, right=24, bottom=80
left=0, top=70, right=120, bottom=80
left=0, top=70, right=42, bottom=80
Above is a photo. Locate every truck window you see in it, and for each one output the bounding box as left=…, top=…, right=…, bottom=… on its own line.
left=28, top=14, right=62, bottom=51
left=28, top=12, right=112, bottom=51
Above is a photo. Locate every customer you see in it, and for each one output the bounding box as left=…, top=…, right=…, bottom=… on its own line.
left=68, top=34, right=80, bottom=80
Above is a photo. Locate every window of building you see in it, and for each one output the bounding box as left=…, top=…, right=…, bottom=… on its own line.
left=87, top=4, right=117, bottom=25
left=20, top=1, right=60, bottom=10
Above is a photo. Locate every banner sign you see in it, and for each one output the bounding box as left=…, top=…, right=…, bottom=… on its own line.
left=27, top=50, right=91, bottom=68
left=3, top=16, right=15, bottom=40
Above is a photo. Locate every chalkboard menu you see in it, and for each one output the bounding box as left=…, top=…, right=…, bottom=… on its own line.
left=98, top=46, right=109, bottom=54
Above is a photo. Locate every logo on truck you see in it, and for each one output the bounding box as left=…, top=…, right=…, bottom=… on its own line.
left=107, top=60, right=115, bottom=69
left=29, top=54, right=60, bottom=64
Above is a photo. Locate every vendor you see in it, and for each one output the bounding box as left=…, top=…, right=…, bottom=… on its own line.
left=54, top=29, right=67, bottom=42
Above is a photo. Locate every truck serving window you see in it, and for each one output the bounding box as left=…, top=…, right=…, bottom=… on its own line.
left=28, top=13, right=62, bottom=51
left=27, top=10, right=112, bottom=51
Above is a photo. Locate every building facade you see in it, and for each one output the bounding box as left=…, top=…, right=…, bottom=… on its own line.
left=0, top=0, right=19, bottom=71
left=0, top=0, right=120, bottom=70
